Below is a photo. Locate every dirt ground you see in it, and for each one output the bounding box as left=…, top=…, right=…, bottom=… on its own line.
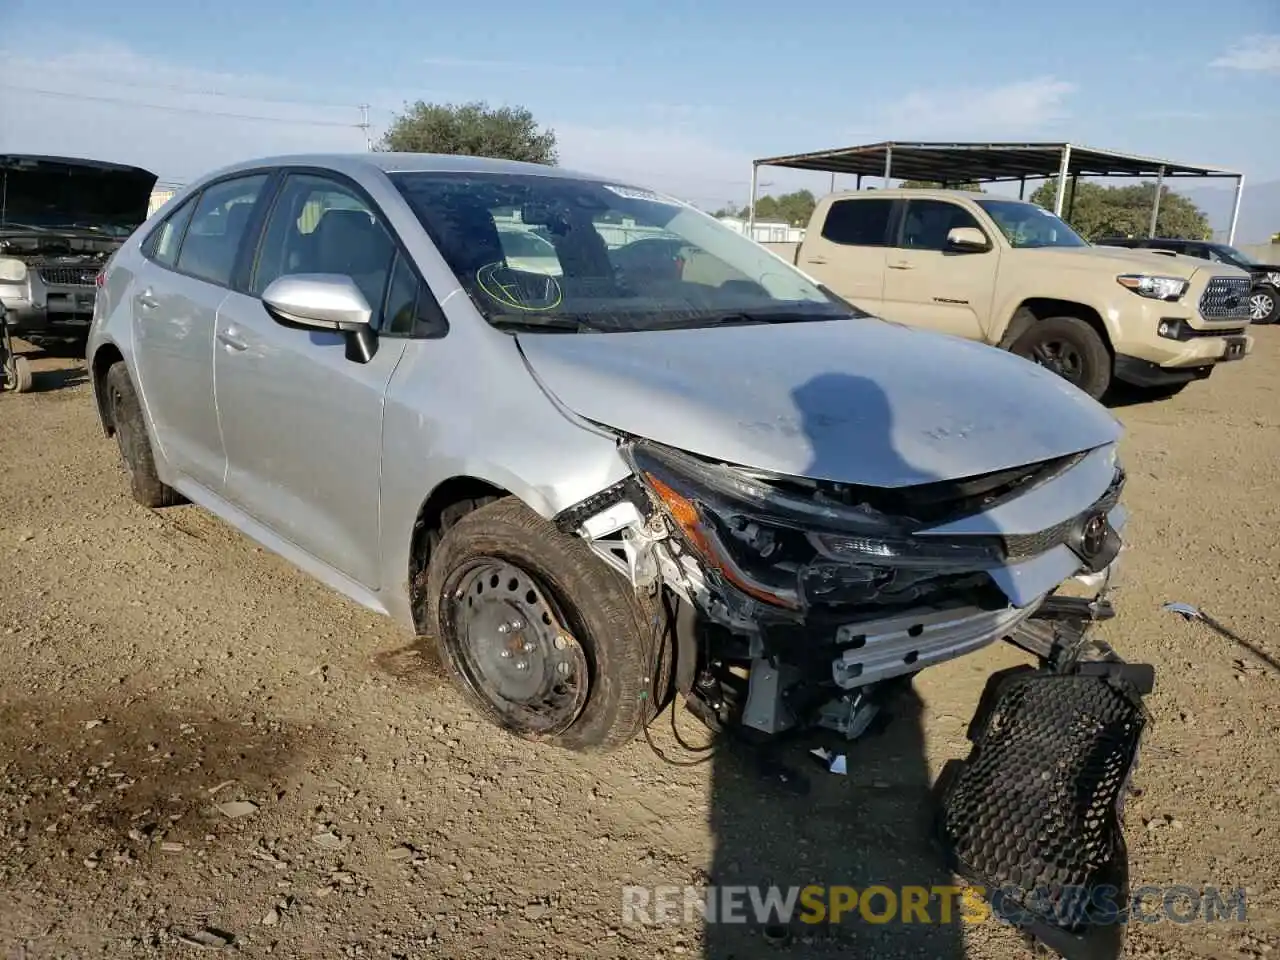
left=1, top=334, right=1278, bottom=960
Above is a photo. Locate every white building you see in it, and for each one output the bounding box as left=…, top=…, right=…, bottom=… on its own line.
left=716, top=216, right=806, bottom=244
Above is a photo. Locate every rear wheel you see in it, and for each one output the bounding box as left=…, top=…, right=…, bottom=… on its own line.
left=426, top=497, right=653, bottom=751
left=1010, top=316, right=1112, bottom=400
left=105, top=363, right=182, bottom=508
left=1250, top=287, right=1278, bottom=324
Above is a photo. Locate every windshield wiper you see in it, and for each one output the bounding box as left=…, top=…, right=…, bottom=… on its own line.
left=488, top=315, right=598, bottom=333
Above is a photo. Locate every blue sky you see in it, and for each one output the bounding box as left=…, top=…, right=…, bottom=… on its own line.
left=2, top=0, right=1277, bottom=226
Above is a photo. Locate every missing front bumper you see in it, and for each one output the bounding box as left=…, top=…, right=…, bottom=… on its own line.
left=936, top=665, right=1152, bottom=960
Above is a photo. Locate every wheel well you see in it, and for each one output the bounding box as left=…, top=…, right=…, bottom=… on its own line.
left=90, top=344, right=125, bottom=436
left=408, top=477, right=508, bottom=633
left=1002, top=299, right=1113, bottom=355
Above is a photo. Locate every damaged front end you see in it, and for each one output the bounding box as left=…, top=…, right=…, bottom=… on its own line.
left=555, top=436, right=1154, bottom=959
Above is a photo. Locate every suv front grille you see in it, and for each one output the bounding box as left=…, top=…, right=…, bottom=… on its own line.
left=1199, top=277, right=1253, bottom=321
left=37, top=265, right=98, bottom=287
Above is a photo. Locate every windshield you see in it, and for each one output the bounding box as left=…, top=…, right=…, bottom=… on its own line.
left=1217, top=244, right=1259, bottom=266
left=976, top=199, right=1089, bottom=249
left=391, top=171, right=859, bottom=333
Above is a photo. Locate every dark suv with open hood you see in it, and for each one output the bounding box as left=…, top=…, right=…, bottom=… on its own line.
left=0, top=155, right=157, bottom=342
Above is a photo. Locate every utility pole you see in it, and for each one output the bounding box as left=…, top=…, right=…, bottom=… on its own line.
left=358, top=104, right=372, bottom=151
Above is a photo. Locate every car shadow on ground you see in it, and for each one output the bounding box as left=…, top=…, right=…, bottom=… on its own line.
left=701, top=372, right=969, bottom=959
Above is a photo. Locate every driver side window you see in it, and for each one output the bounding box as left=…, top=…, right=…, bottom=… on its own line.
left=251, top=174, right=395, bottom=329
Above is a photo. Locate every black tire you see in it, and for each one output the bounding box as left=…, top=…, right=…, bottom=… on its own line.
left=104, top=363, right=182, bottom=508
left=1009, top=315, right=1112, bottom=400
left=1250, top=287, right=1279, bottom=325
left=426, top=496, right=653, bottom=752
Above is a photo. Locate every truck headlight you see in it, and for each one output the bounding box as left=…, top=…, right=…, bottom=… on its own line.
left=0, top=258, right=27, bottom=284
left=1116, top=274, right=1188, bottom=301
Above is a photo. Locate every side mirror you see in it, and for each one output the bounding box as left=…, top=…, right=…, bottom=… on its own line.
left=946, top=226, right=990, bottom=253
left=262, top=273, right=378, bottom=363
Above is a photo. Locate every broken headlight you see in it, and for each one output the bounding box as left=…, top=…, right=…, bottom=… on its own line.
left=622, top=441, right=1002, bottom=611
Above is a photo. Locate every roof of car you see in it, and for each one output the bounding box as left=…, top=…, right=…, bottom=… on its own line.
left=195, top=152, right=612, bottom=185
left=825, top=188, right=1005, bottom=202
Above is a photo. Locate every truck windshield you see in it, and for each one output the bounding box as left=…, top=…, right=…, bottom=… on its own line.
left=1217, top=244, right=1258, bottom=266
left=976, top=199, right=1088, bottom=249
left=391, top=171, right=859, bottom=333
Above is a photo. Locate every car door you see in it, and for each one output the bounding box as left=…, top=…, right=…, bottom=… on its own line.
left=795, top=197, right=893, bottom=311
left=213, top=171, right=410, bottom=589
left=879, top=198, right=997, bottom=341
left=131, top=173, right=269, bottom=492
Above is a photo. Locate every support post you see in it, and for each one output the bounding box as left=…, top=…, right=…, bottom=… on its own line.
left=1227, top=175, right=1245, bottom=245
left=1053, top=145, right=1072, bottom=216
left=856, top=174, right=863, bottom=190
left=747, top=163, right=759, bottom=238
left=829, top=172, right=836, bottom=193
left=1148, top=166, right=1165, bottom=238
left=882, top=144, right=893, bottom=188
left=1019, top=176, right=1026, bottom=200
left=1067, top=173, right=1079, bottom=221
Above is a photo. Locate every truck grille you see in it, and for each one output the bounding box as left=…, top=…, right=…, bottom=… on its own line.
left=37, top=266, right=98, bottom=287
left=1199, top=277, right=1253, bottom=321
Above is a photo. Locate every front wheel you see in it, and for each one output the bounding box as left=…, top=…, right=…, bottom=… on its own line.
left=1009, top=316, right=1112, bottom=400
left=5, top=355, right=33, bottom=393
left=425, top=497, right=654, bottom=752
left=1250, top=287, right=1279, bottom=324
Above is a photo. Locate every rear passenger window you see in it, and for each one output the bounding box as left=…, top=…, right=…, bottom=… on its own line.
left=143, top=197, right=196, bottom=268
left=820, top=199, right=893, bottom=247
left=176, top=175, right=268, bottom=287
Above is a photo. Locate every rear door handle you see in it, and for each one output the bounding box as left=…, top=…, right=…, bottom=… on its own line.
left=804, top=257, right=828, bottom=265
left=888, top=261, right=914, bottom=270
left=217, top=327, right=248, bottom=351
left=137, top=289, right=159, bottom=309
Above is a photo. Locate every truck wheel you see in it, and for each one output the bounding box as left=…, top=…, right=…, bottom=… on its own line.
left=426, top=496, right=653, bottom=752
left=1250, top=287, right=1278, bottom=324
left=1010, top=316, right=1111, bottom=400
left=104, top=363, right=182, bottom=508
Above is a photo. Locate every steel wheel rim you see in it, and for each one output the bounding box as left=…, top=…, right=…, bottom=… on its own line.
left=440, top=558, right=589, bottom=738
left=1250, top=292, right=1274, bottom=321
left=1026, top=338, right=1084, bottom=384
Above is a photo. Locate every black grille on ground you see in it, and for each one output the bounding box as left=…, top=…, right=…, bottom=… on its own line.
left=37, top=265, right=98, bottom=287
left=936, top=667, right=1148, bottom=958
left=1199, top=277, right=1252, bottom=321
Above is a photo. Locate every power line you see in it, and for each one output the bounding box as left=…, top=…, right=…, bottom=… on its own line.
left=0, top=84, right=363, bottom=128
left=3, top=72, right=368, bottom=111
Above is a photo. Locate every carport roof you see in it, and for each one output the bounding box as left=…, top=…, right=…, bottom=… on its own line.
left=752, top=141, right=1241, bottom=182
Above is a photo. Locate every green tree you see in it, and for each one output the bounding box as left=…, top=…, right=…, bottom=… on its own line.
left=378, top=100, right=557, bottom=164
left=716, top=190, right=816, bottom=226
left=1028, top=181, right=1210, bottom=241
left=900, top=180, right=984, bottom=192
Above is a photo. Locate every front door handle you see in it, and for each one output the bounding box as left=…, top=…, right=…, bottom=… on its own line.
left=137, top=289, right=159, bottom=309
left=217, top=327, right=248, bottom=351
left=888, top=261, right=915, bottom=270
left=804, top=257, right=828, bottom=265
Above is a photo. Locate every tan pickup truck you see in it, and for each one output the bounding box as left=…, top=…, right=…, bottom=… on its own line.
left=767, top=189, right=1255, bottom=399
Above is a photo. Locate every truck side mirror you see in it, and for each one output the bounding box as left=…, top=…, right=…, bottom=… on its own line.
left=947, top=227, right=990, bottom=253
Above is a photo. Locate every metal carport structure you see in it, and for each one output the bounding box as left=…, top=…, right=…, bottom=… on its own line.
left=748, top=141, right=1246, bottom=244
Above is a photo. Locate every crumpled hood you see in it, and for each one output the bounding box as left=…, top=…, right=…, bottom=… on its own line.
left=0, top=155, right=157, bottom=232
left=516, top=317, right=1122, bottom=488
